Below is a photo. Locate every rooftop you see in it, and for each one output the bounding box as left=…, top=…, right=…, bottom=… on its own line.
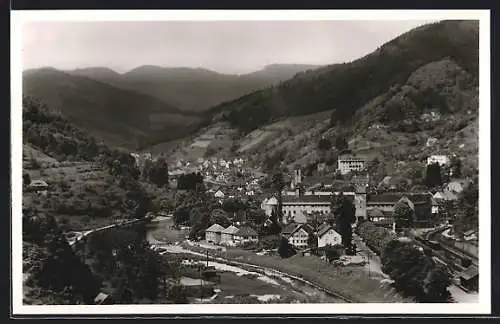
left=206, top=224, right=225, bottom=233
left=281, top=223, right=303, bottom=236
left=235, top=226, right=258, bottom=237
left=317, top=223, right=335, bottom=237
left=282, top=195, right=332, bottom=204
left=367, top=192, right=431, bottom=204
left=459, top=265, right=479, bottom=281
left=221, top=225, right=239, bottom=234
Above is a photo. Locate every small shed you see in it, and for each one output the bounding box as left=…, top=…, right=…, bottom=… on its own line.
left=28, top=179, right=49, bottom=190
left=94, top=292, right=113, bottom=305
left=459, top=265, right=479, bottom=291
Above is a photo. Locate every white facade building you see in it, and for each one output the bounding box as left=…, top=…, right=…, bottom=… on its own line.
left=317, top=224, right=342, bottom=248
left=338, top=155, right=365, bottom=175
left=427, top=155, right=450, bottom=166
left=282, top=224, right=310, bottom=249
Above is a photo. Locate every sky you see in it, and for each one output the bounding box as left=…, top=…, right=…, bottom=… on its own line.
left=23, top=20, right=435, bottom=75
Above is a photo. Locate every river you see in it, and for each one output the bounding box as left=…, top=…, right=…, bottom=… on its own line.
left=146, top=219, right=345, bottom=304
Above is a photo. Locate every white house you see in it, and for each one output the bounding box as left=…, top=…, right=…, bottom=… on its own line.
left=433, top=191, right=446, bottom=200
left=205, top=224, right=225, bottom=243
left=221, top=225, right=239, bottom=244
left=281, top=223, right=311, bottom=249
left=431, top=198, right=440, bottom=214
left=446, top=181, right=466, bottom=194
left=261, top=197, right=278, bottom=216
left=338, top=155, right=365, bottom=175
left=317, top=224, right=342, bottom=248
left=233, top=226, right=259, bottom=245
left=427, top=155, right=450, bottom=166
left=28, top=179, right=49, bottom=194
left=214, top=190, right=225, bottom=199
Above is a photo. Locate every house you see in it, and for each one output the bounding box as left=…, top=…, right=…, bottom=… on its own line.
left=458, top=265, right=478, bottom=291
left=433, top=191, right=446, bottom=201
left=287, top=209, right=308, bottom=224
left=281, top=223, right=310, bottom=249
left=233, top=226, right=259, bottom=245
left=338, top=155, right=365, bottom=175
left=261, top=196, right=278, bottom=216
left=463, top=230, right=478, bottom=241
left=291, top=168, right=303, bottom=189
left=427, top=155, right=450, bottom=166
left=445, top=180, right=467, bottom=194
left=281, top=195, right=333, bottom=223
left=28, top=179, right=49, bottom=194
left=205, top=224, right=225, bottom=243
left=214, top=190, right=225, bottom=199
left=317, top=224, right=342, bottom=248
left=426, top=137, right=438, bottom=147
left=94, top=292, right=113, bottom=305
left=221, top=225, right=239, bottom=244
left=366, top=192, right=432, bottom=227
left=28, top=179, right=49, bottom=190
left=431, top=198, right=440, bottom=214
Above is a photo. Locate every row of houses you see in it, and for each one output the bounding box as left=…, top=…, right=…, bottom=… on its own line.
left=205, top=224, right=259, bottom=245
left=261, top=189, right=434, bottom=229
left=281, top=222, right=342, bottom=250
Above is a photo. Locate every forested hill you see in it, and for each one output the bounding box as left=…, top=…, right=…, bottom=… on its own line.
left=208, top=20, right=479, bottom=134
left=23, top=68, right=205, bottom=150
left=68, top=64, right=320, bottom=113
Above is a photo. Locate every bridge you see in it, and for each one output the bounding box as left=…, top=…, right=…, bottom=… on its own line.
left=65, top=216, right=155, bottom=250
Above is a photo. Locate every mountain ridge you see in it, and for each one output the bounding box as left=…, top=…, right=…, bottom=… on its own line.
left=208, top=20, right=479, bottom=134
left=22, top=68, right=205, bottom=149
left=62, top=64, right=321, bottom=112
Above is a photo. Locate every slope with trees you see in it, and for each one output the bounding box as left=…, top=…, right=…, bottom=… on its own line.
left=23, top=69, right=205, bottom=149
left=209, top=20, right=478, bottom=135
left=69, top=64, right=319, bottom=113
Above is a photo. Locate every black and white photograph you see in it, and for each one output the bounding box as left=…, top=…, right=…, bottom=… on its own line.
left=11, top=9, right=490, bottom=315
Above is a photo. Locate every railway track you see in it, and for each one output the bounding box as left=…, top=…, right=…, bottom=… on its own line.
left=413, top=227, right=478, bottom=275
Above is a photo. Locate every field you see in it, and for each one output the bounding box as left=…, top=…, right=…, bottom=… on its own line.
left=183, top=243, right=411, bottom=303
left=23, top=147, right=131, bottom=231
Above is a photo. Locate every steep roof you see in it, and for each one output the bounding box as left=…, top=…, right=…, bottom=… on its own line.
left=29, top=179, right=49, bottom=187
left=459, top=265, right=478, bottom=281
left=235, top=226, right=258, bottom=237
left=266, top=197, right=278, bottom=205
left=317, top=223, right=333, bottom=237
left=281, top=223, right=303, bottom=237
left=338, top=155, right=365, bottom=162
left=367, top=192, right=431, bottom=204
left=221, top=225, right=239, bottom=234
left=206, top=224, right=225, bottom=233
left=282, top=195, right=331, bottom=204
left=367, top=208, right=385, bottom=218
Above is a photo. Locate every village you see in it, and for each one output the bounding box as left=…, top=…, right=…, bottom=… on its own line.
left=129, top=149, right=479, bottom=303
left=23, top=144, right=479, bottom=304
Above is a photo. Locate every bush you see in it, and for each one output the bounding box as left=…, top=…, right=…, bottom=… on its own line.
left=278, top=237, right=296, bottom=259
left=381, top=238, right=452, bottom=302
left=356, top=221, right=396, bottom=255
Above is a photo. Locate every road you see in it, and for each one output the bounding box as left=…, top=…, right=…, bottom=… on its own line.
left=65, top=216, right=153, bottom=247
left=146, top=224, right=352, bottom=303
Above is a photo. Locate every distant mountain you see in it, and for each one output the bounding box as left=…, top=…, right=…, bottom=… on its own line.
left=23, top=68, right=205, bottom=149
left=209, top=20, right=479, bottom=133
left=67, top=64, right=320, bottom=112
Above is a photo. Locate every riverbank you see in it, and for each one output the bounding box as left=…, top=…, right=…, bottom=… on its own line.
left=147, top=222, right=410, bottom=303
